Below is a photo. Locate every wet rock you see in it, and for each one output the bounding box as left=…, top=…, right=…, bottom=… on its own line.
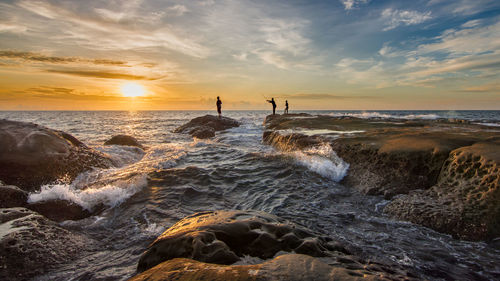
left=104, top=134, right=144, bottom=149
left=0, top=184, right=27, bottom=208
left=27, top=199, right=92, bottom=222
left=137, top=210, right=348, bottom=272
left=385, top=141, right=500, bottom=241
left=0, top=119, right=113, bottom=191
left=130, top=254, right=399, bottom=281
left=174, top=115, right=239, bottom=139
left=0, top=208, right=90, bottom=281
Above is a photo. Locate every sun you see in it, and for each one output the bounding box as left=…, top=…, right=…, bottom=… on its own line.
left=120, top=82, right=145, bottom=97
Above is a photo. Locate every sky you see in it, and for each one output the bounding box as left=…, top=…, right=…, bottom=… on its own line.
left=0, top=0, right=499, bottom=110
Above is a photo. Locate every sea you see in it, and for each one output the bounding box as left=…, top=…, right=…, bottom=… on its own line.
left=1, top=110, right=499, bottom=281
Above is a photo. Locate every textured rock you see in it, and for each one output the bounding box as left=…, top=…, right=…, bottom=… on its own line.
left=137, top=210, right=349, bottom=272
left=262, top=114, right=500, bottom=240
left=0, top=184, right=27, bottom=208
left=104, top=134, right=144, bottom=149
left=174, top=115, right=240, bottom=139
left=130, top=254, right=402, bottom=281
left=385, top=141, right=500, bottom=241
left=0, top=119, right=113, bottom=191
left=27, top=199, right=92, bottom=222
left=0, top=208, right=90, bottom=280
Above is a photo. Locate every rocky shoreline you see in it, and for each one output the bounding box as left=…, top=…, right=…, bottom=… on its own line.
left=263, top=114, right=500, bottom=241
left=1, top=115, right=498, bottom=280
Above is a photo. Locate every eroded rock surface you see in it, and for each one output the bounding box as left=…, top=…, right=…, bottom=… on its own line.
left=0, top=208, right=90, bottom=280
left=104, top=134, right=144, bottom=149
left=134, top=210, right=413, bottom=280
left=174, top=115, right=240, bottom=139
left=0, top=119, right=113, bottom=191
left=131, top=254, right=403, bottom=281
left=137, top=210, right=345, bottom=272
left=385, top=141, right=500, bottom=240
left=263, top=114, right=500, bottom=240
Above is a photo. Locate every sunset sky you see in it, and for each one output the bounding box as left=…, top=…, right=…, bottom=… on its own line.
left=0, top=0, right=499, bottom=110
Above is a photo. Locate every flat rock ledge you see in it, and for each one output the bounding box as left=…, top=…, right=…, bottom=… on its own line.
left=262, top=114, right=500, bottom=241
left=0, top=119, right=113, bottom=191
left=174, top=115, right=240, bottom=138
left=133, top=210, right=413, bottom=280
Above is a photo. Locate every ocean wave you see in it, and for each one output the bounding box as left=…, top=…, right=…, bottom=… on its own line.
left=290, top=143, right=349, bottom=182
left=327, top=112, right=440, bottom=120
left=28, top=175, right=147, bottom=211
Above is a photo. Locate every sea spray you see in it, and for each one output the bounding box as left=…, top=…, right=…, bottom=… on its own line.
left=290, top=143, right=349, bottom=182
left=28, top=175, right=147, bottom=211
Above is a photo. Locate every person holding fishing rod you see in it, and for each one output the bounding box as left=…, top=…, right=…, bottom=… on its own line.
left=266, top=97, right=277, bottom=115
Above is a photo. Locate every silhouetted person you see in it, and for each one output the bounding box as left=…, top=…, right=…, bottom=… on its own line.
left=216, top=96, right=222, bottom=118
left=284, top=100, right=289, bottom=114
left=267, top=98, right=277, bottom=115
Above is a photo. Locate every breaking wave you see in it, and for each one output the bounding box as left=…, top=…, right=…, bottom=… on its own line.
left=290, top=143, right=349, bottom=182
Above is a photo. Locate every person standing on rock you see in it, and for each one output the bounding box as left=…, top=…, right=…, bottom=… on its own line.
left=284, top=100, right=289, bottom=114
left=216, top=96, right=222, bottom=118
left=267, top=98, right=277, bottom=115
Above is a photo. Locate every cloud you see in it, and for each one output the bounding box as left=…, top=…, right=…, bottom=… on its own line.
left=0, top=23, right=27, bottom=33
left=45, top=69, right=160, bottom=80
left=381, top=8, right=432, bottom=31
left=0, top=50, right=129, bottom=66
left=277, top=93, right=374, bottom=100
left=457, top=82, right=500, bottom=93
left=166, top=5, right=188, bottom=16
left=340, top=0, right=370, bottom=10
left=15, top=0, right=209, bottom=58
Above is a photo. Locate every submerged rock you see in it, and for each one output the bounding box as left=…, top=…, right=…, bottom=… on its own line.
left=0, top=183, right=27, bottom=208
left=385, top=141, right=500, bottom=241
left=104, top=134, right=144, bottom=149
left=0, top=119, right=113, bottom=191
left=27, top=199, right=92, bottom=222
left=174, top=115, right=240, bottom=139
left=130, top=254, right=398, bottom=281
left=0, top=208, right=90, bottom=281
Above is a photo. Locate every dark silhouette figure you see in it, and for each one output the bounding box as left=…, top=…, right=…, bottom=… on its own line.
left=267, top=98, right=277, bottom=115
left=284, top=100, right=289, bottom=114
left=216, top=96, right=222, bottom=118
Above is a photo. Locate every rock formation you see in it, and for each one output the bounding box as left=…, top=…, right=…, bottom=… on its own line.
left=104, top=134, right=144, bottom=149
left=0, top=119, right=113, bottom=191
left=385, top=140, right=500, bottom=240
left=131, top=254, right=403, bottom=281
left=262, top=114, right=500, bottom=240
left=0, top=182, right=27, bottom=208
left=174, top=115, right=240, bottom=139
left=134, top=210, right=412, bottom=280
left=0, top=208, right=91, bottom=280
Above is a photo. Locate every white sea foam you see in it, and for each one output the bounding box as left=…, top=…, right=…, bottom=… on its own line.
left=96, top=145, right=145, bottom=167
left=327, top=112, right=440, bottom=120
left=291, top=143, right=349, bottom=182
left=474, top=122, right=500, bottom=127
left=28, top=175, right=147, bottom=211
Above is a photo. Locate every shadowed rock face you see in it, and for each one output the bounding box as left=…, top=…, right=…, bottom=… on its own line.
left=130, top=254, right=401, bottom=281
left=104, top=134, right=144, bottom=149
left=385, top=141, right=500, bottom=241
left=0, top=183, right=27, bottom=208
left=174, top=115, right=240, bottom=139
left=137, top=210, right=346, bottom=272
left=0, top=119, right=113, bottom=191
left=0, top=208, right=91, bottom=281
left=27, top=199, right=92, bottom=222
left=262, top=114, right=500, bottom=240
